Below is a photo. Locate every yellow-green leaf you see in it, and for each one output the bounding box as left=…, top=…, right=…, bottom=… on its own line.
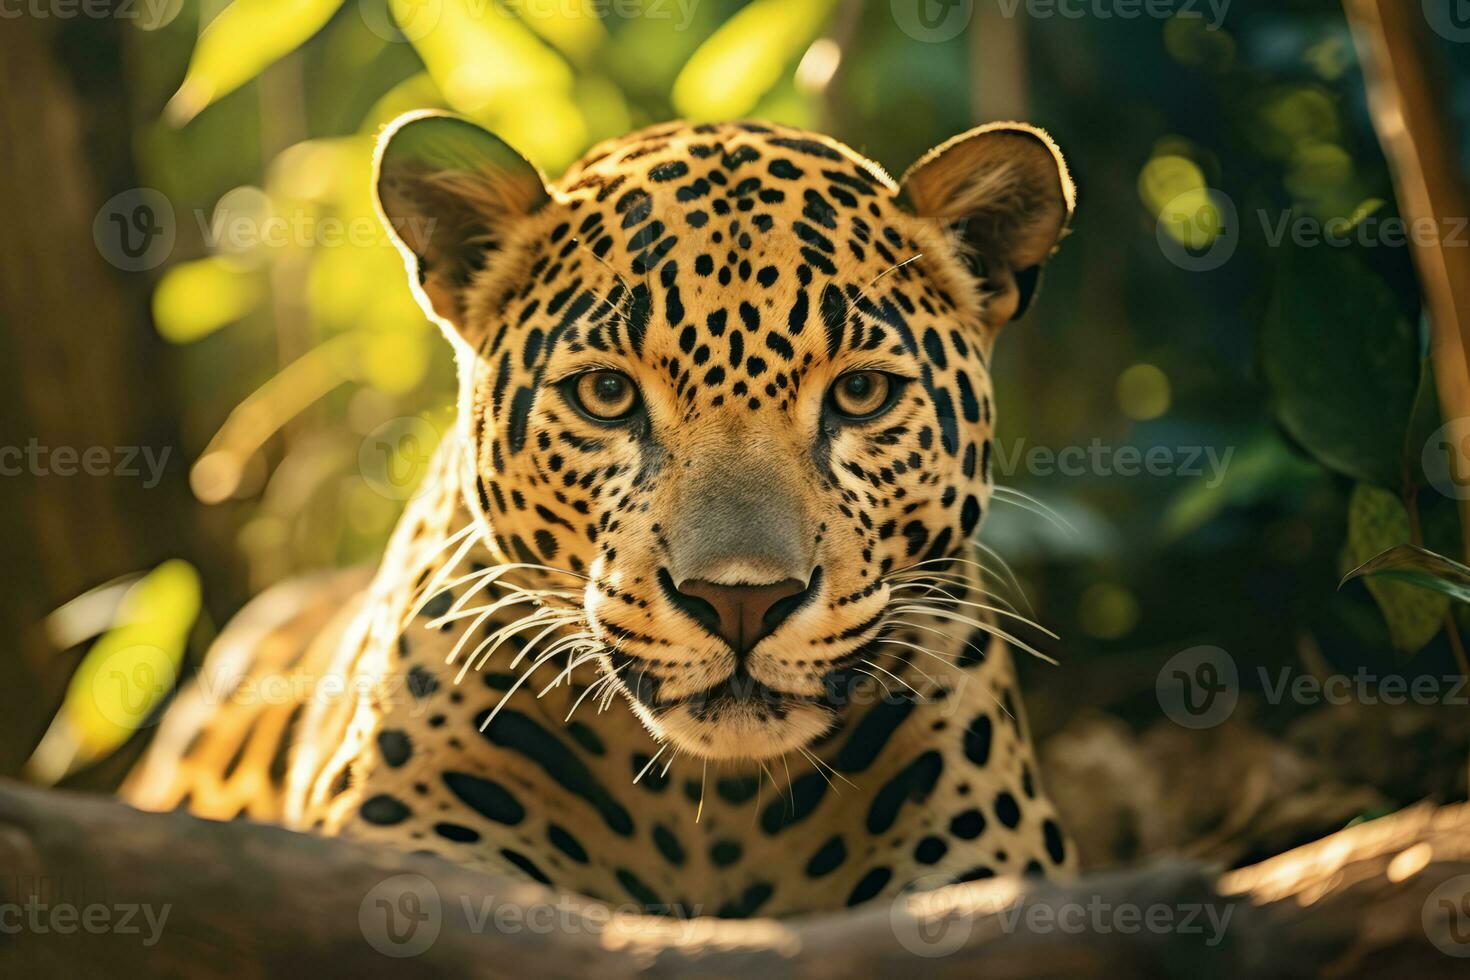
left=153, top=257, right=265, bottom=343
left=513, top=0, right=607, bottom=63
left=402, top=0, right=586, bottom=170
left=26, top=561, right=202, bottom=784
left=672, top=0, right=839, bottom=121
left=165, top=0, right=346, bottom=125
left=404, top=0, right=571, bottom=112
left=1344, top=485, right=1446, bottom=654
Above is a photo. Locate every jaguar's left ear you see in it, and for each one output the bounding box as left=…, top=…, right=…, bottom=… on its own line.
left=374, top=111, right=551, bottom=338
left=899, top=122, right=1075, bottom=332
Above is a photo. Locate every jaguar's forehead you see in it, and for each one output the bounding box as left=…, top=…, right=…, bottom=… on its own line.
left=511, top=121, right=976, bottom=411
left=554, top=121, right=925, bottom=279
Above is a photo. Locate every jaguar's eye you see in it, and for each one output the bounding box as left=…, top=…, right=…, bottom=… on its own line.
left=571, top=370, right=639, bottom=421
left=829, top=371, right=897, bottom=420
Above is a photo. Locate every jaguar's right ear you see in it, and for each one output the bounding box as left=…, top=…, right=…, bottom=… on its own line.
left=899, top=123, right=1074, bottom=336
left=375, top=111, right=551, bottom=337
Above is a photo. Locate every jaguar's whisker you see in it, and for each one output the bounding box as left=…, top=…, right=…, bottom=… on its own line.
left=406, top=522, right=478, bottom=585
left=406, top=529, right=485, bottom=623
left=431, top=591, right=540, bottom=634
left=456, top=608, right=578, bottom=683
left=859, top=658, right=924, bottom=699
left=868, top=251, right=923, bottom=287
left=888, top=604, right=1058, bottom=666
left=424, top=560, right=590, bottom=625
left=971, top=539, right=1035, bottom=616
left=479, top=651, right=562, bottom=729
left=850, top=666, right=895, bottom=700
left=566, top=658, right=625, bottom=723
left=633, top=744, right=668, bottom=784
left=886, top=588, right=1056, bottom=638
left=538, top=644, right=604, bottom=695
left=571, top=237, right=634, bottom=298
left=991, top=485, right=1076, bottom=536
left=875, top=633, right=959, bottom=663
left=882, top=618, right=991, bottom=664
left=797, top=745, right=854, bottom=791
left=872, top=645, right=947, bottom=690
left=886, top=580, right=1023, bottom=617
left=507, top=617, right=581, bottom=671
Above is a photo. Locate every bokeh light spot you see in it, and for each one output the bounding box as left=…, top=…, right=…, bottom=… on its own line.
left=1078, top=583, right=1140, bottom=640
left=1117, top=363, right=1172, bottom=421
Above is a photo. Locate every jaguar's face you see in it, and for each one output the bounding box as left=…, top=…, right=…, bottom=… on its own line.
left=376, top=116, right=1073, bottom=761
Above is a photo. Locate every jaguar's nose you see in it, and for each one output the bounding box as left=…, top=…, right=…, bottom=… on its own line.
left=661, top=569, right=821, bottom=654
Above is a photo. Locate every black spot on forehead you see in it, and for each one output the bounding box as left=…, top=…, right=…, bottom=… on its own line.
left=648, top=160, right=689, bottom=182
left=768, top=136, right=844, bottom=161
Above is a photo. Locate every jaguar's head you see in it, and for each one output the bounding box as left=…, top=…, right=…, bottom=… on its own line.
left=376, top=114, right=1073, bottom=761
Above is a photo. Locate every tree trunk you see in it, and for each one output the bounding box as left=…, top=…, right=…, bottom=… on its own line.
left=0, top=17, right=193, bottom=777
left=1344, top=0, right=1470, bottom=561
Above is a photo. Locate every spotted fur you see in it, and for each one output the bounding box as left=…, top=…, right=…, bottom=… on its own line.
left=126, top=116, right=1078, bottom=916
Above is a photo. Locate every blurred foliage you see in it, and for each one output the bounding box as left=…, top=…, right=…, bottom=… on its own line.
left=31, top=561, right=201, bottom=784
left=40, top=0, right=1470, bottom=768
left=1260, top=244, right=1418, bottom=489
left=1347, top=543, right=1470, bottom=607
left=1343, top=485, right=1447, bottom=655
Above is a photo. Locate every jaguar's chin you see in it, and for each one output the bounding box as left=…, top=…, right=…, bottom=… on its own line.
left=616, top=669, right=834, bottom=760
left=653, top=697, right=835, bottom=761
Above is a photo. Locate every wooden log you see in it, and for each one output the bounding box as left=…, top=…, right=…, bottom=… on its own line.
left=0, top=782, right=1467, bottom=976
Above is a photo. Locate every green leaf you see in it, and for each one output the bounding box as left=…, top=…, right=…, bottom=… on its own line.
left=672, top=0, right=839, bottom=121
left=26, top=561, right=203, bottom=784
left=1341, top=542, right=1470, bottom=605
left=1160, top=431, right=1318, bottom=541
left=1343, top=486, right=1447, bottom=653
left=165, top=0, right=347, bottom=125
left=1261, top=245, right=1419, bottom=487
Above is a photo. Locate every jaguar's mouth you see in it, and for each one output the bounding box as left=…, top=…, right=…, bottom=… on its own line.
left=666, top=667, right=795, bottom=716
left=605, top=654, right=862, bottom=761
left=650, top=693, right=836, bottom=761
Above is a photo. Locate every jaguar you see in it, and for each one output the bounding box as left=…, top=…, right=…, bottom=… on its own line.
left=125, top=111, right=1078, bottom=918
